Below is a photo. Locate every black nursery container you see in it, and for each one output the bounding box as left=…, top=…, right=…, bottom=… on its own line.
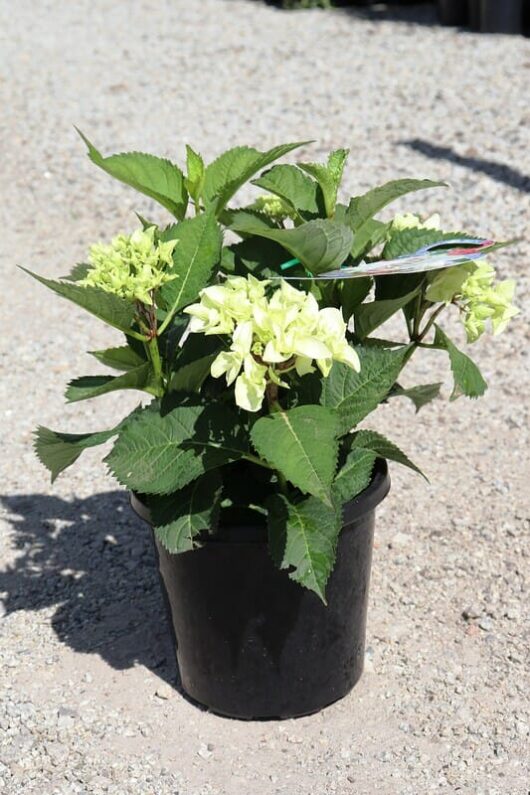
left=437, top=0, right=469, bottom=25
left=480, top=0, right=523, bottom=33
left=132, top=460, right=390, bottom=719
left=468, top=0, right=482, bottom=29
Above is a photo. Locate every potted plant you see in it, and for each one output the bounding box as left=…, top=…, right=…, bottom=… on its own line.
left=27, top=135, right=518, bottom=719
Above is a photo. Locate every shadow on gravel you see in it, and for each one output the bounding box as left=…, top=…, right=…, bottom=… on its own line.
left=402, top=138, right=530, bottom=194
left=0, top=490, right=181, bottom=688
left=259, top=1, right=441, bottom=29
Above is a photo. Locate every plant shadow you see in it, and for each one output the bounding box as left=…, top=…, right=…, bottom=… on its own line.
left=401, top=138, right=530, bottom=194
left=0, top=490, right=183, bottom=690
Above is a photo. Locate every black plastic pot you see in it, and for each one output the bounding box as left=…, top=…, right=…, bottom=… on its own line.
left=480, top=0, right=523, bottom=33
left=131, top=460, right=390, bottom=719
left=438, top=0, right=469, bottom=26
left=468, top=0, right=481, bottom=29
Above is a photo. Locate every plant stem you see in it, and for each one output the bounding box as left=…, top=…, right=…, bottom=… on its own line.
left=147, top=336, right=164, bottom=396
left=417, top=304, right=445, bottom=342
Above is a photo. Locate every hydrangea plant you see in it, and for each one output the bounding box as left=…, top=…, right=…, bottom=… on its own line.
left=27, top=136, right=518, bottom=602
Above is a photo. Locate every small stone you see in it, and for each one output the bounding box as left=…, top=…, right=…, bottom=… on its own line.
left=478, top=617, right=494, bottom=632
left=462, top=606, right=482, bottom=620
left=389, top=532, right=411, bottom=549
left=154, top=683, right=174, bottom=700
left=197, top=743, right=212, bottom=760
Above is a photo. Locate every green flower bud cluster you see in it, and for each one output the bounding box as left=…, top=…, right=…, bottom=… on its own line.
left=250, top=194, right=296, bottom=222
left=391, top=212, right=441, bottom=232
left=459, top=262, right=519, bottom=342
left=80, top=227, right=177, bottom=305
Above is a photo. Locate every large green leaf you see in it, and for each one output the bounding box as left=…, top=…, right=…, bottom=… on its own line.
left=150, top=471, right=222, bottom=553
left=89, top=345, right=146, bottom=372
left=390, top=382, right=442, bottom=412
left=21, top=268, right=140, bottom=337
left=202, top=142, right=308, bottom=214
left=341, top=277, right=373, bottom=322
left=228, top=217, right=353, bottom=275
left=34, top=425, right=121, bottom=482
left=224, top=208, right=279, bottom=234
left=224, top=236, right=291, bottom=279
left=354, top=287, right=421, bottom=339
left=382, top=227, right=473, bottom=260
left=252, top=164, right=323, bottom=219
left=267, top=494, right=341, bottom=603
left=321, top=346, right=408, bottom=434
left=350, top=219, right=390, bottom=261
left=332, top=448, right=377, bottom=504
left=347, top=179, right=445, bottom=231
left=168, top=354, right=216, bottom=393
left=65, top=363, right=156, bottom=403
left=77, top=130, right=187, bottom=219
left=105, top=403, right=249, bottom=495
left=251, top=405, right=339, bottom=506
left=299, top=148, right=349, bottom=218
left=159, top=210, right=222, bottom=316
left=352, top=429, right=425, bottom=478
left=434, top=326, right=488, bottom=400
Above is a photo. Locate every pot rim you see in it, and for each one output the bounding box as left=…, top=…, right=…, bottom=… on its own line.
left=130, top=458, right=390, bottom=543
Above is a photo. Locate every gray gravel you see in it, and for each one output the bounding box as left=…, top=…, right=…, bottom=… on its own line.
left=1, top=1, right=529, bottom=793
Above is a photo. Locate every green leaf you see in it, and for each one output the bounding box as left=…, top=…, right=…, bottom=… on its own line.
left=252, top=164, right=323, bottom=219
left=76, top=130, right=188, bottom=219
left=267, top=494, right=341, bottom=603
left=34, top=425, right=121, bottom=482
left=434, top=326, right=488, bottom=400
left=350, top=219, right=390, bottom=261
left=224, top=208, right=279, bottom=234
left=151, top=471, right=222, bottom=553
left=341, top=277, right=372, bottom=322
left=425, top=263, right=476, bottom=304
left=332, top=448, right=376, bottom=504
left=225, top=236, right=291, bottom=279
left=299, top=149, right=348, bottom=218
left=352, top=429, right=426, bottom=478
left=89, top=345, right=145, bottom=372
left=159, top=210, right=222, bottom=316
left=321, top=346, right=408, bottom=434
left=63, top=262, right=92, bottom=282
left=354, top=287, right=420, bottom=339
left=168, top=354, right=216, bottom=393
left=228, top=217, right=353, bottom=275
left=21, top=268, right=139, bottom=337
left=382, top=227, right=473, bottom=260
left=185, top=145, right=205, bottom=204
left=251, top=406, right=340, bottom=506
left=106, top=403, right=249, bottom=495
left=203, top=142, right=309, bottom=215
left=348, top=179, right=445, bottom=231
left=390, top=382, right=442, bottom=412
left=65, top=363, right=156, bottom=403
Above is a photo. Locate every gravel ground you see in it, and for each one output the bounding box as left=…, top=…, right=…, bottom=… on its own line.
left=1, top=1, right=529, bottom=793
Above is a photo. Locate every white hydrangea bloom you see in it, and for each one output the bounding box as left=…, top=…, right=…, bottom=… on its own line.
left=184, top=276, right=360, bottom=412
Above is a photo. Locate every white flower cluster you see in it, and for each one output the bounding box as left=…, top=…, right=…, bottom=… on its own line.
left=184, top=276, right=360, bottom=412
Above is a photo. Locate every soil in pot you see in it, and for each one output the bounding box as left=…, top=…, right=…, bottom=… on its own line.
left=132, top=460, right=390, bottom=719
